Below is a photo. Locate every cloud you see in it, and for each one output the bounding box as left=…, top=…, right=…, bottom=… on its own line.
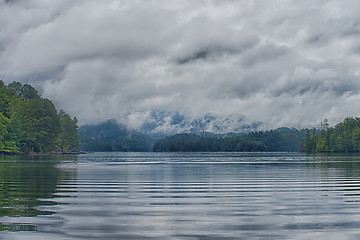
left=1, top=0, right=360, bottom=130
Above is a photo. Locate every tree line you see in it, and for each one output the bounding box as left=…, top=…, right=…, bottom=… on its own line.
left=0, top=81, right=79, bottom=154
left=301, top=117, right=360, bottom=153
left=153, top=128, right=308, bottom=152
left=79, top=119, right=154, bottom=152
left=155, top=117, right=360, bottom=153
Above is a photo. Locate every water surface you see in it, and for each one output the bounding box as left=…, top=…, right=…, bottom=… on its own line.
left=1, top=152, right=360, bottom=239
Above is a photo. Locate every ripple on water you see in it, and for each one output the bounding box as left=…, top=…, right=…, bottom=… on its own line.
left=2, top=152, right=360, bottom=239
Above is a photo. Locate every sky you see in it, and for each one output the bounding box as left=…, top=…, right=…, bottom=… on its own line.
left=1, top=0, right=360, bottom=129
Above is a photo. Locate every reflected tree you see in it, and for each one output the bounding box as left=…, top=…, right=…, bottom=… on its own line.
left=0, top=155, right=77, bottom=220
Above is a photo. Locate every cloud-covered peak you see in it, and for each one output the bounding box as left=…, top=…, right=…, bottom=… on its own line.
left=124, top=110, right=263, bottom=138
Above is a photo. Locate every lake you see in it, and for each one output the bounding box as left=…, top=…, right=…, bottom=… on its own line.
left=1, top=152, right=360, bottom=239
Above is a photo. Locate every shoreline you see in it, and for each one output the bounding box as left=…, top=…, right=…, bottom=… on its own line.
left=0, top=151, right=86, bottom=156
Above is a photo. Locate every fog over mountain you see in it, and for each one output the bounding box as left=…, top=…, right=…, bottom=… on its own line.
left=1, top=1, right=360, bottom=130
left=126, top=111, right=263, bottom=138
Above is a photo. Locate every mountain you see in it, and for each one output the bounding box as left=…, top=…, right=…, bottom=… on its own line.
left=79, top=119, right=154, bottom=152
left=136, top=111, right=263, bottom=138
left=78, top=111, right=264, bottom=152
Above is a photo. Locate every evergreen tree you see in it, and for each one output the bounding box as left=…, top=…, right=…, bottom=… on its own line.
left=301, top=117, right=360, bottom=153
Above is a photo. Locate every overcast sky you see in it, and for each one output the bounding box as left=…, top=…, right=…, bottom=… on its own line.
left=1, top=0, right=360, bottom=129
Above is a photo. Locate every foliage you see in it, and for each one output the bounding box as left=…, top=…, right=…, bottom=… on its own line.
left=301, top=117, right=360, bottom=153
left=0, top=81, right=79, bottom=154
left=153, top=128, right=308, bottom=152
left=56, top=110, right=79, bottom=152
left=79, top=119, right=154, bottom=152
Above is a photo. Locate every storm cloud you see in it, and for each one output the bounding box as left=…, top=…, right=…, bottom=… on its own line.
left=1, top=0, right=360, bottom=129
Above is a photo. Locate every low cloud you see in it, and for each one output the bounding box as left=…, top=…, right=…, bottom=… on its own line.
left=1, top=0, right=360, bottom=130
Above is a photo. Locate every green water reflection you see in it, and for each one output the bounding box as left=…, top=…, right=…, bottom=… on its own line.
left=308, top=153, right=360, bottom=177
left=0, top=154, right=77, bottom=231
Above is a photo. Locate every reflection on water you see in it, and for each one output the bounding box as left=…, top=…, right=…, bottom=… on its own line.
left=0, top=154, right=77, bottom=232
left=2, top=152, right=360, bottom=239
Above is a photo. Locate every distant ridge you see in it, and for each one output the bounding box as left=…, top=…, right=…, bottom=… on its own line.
left=78, top=111, right=264, bottom=152
left=79, top=119, right=154, bottom=152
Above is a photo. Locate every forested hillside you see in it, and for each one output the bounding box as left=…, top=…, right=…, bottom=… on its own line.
left=0, top=81, right=79, bottom=154
left=79, top=120, right=154, bottom=152
left=153, top=128, right=308, bottom=152
left=301, top=117, right=360, bottom=153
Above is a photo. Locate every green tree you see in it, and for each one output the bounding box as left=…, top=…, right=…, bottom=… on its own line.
left=56, top=110, right=79, bottom=152
left=0, top=113, right=18, bottom=153
left=352, top=127, right=360, bottom=152
left=7, top=82, right=40, bottom=100
left=0, top=81, right=79, bottom=154
left=305, top=117, right=360, bottom=153
left=9, top=97, right=61, bottom=153
left=0, top=80, right=12, bottom=117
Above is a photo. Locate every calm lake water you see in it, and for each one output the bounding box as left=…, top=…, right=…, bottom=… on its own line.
left=1, top=152, right=360, bottom=239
